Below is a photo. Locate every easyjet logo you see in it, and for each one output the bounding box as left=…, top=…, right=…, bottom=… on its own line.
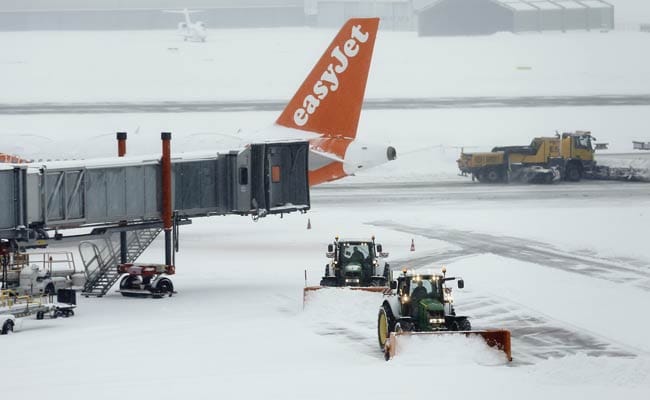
left=293, top=24, right=370, bottom=127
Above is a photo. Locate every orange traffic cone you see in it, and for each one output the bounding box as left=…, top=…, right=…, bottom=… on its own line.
left=410, top=239, right=415, bottom=252
left=307, top=218, right=312, bottom=230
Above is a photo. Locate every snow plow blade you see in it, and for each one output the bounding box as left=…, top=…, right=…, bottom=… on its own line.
left=384, top=330, right=512, bottom=362
left=303, top=285, right=388, bottom=304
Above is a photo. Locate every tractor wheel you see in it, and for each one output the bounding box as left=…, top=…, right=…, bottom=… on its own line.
left=565, top=163, right=582, bottom=182
left=377, top=304, right=395, bottom=350
left=1, top=320, right=14, bottom=335
left=319, top=277, right=338, bottom=287
left=370, top=278, right=386, bottom=287
left=458, top=318, right=472, bottom=331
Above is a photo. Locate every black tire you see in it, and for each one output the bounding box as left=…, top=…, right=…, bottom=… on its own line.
left=155, top=278, right=174, bottom=297
left=377, top=304, right=396, bottom=350
left=36, top=311, right=44, bottom=320
left=458, top=318, right=472, bottom=331
left=319, top=277, right=338, bottom=287
left=370, top=278, right=387, bottom=287
left=1, top=320, right=14, bottom=335
left=480, top=167, right=503, bottom=184
left=383, top=264, right=390, bottom=279
left=44, top=284, right=56, bottom=296
left=565, top=163, right=582, bottom=182
left=119, top=275, right=141, bottom=297
left=120, top=275, right=139, bottom=290
left=447, top=319, right=460, bottom=331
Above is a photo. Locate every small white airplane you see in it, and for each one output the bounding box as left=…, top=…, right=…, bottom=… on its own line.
left=164, top=8, right=207, bottom=42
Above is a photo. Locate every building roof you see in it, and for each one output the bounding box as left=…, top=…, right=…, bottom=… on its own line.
left=494, top=0, right=613, bottom=11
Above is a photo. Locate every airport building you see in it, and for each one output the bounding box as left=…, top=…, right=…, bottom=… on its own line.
left=417, top=0, right=615, bottom=36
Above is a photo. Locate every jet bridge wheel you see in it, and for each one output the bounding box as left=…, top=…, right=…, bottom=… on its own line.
left=119, top=275, right=142, bottom=297
left=153, top=278, right=174, bottom=298
left=1, top=320, right=14, bottom=335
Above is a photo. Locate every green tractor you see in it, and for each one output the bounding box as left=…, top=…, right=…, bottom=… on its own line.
left=320, top=236, right=390, bottom=288
left=377, top=268, right=470, bottom=350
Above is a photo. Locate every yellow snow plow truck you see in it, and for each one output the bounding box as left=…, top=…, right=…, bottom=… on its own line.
left=377, top=268, right=512, bottom=361
left=457, top=131, right=595, bottom=183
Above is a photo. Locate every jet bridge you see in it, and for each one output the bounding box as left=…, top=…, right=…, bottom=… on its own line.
left=1, top=135, right=310, bottom=296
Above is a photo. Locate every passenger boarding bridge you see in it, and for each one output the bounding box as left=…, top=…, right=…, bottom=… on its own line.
left=0, top=133, right=310, bottom=296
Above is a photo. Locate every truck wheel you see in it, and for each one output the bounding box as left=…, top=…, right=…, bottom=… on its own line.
left=565, top=163, right=582, bottom=182
left=1, top=320, right=14, bottom=335
left=378, top=304, right=395, bottom=350
left=480, top=168, right=502, bottom=183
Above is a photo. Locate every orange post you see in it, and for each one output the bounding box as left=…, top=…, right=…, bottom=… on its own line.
left=161, top=132, right=173, bottom=267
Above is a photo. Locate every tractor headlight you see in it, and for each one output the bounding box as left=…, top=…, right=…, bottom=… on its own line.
left=344, top=278, right=360, bottom=284
left=429, top=318, right=445, bottom=325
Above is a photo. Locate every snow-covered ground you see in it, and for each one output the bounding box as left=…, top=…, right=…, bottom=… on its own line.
left=1, top=27, right=650, bottom=399
left=0, top=27, right=649, bottom=103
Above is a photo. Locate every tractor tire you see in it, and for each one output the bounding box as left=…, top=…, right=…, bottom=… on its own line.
left=370, top=278, right=387, bottom=287
left=565, top=163, right=582, bottom=182
left=319, top=277, right=338, bottom=287
left=458, top=318, right=472, bottom=331
left=1, top=320, right=14, bottom=335
left=377, top=304, right=396, bottom=350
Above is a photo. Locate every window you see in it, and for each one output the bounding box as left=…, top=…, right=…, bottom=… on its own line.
left=239, top=167, right=248, bottom=185
left=271, top=165, right=281, bottom=183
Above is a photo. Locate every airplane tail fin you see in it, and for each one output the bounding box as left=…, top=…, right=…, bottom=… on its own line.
left=276, top=18, right=379, bottom=140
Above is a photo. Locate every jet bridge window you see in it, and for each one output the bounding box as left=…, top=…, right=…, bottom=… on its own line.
left=239, top=167, right=248, bottom=185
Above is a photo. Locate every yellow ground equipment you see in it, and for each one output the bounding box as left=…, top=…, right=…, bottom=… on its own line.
left=458, top=131, right=595, bottom=183
left=377, top=268, right=512, bottom=361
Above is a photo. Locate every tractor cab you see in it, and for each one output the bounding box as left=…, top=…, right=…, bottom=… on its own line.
left=320, top=236, right=390, bottom=287
left=389, top=269, right=466, bottom=332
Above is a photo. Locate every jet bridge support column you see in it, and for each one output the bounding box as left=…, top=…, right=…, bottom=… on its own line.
left=161, top=132, right=173, bottom=267
left=117, top=132, right=128, bottom=265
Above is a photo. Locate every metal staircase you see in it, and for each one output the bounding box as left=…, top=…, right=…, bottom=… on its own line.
left=80, top=228, right=162, bottom=297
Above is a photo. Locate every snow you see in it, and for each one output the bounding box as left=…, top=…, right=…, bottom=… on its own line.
left=0, top=28, right=649, bottom=103
left=2, top=25, right=650, bottom=399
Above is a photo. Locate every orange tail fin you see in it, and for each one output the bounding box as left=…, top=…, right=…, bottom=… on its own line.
left=276, top=18, right=379, bottom=139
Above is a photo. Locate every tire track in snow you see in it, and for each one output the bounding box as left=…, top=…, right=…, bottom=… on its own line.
left=369, top=221, right=643, bottom=363
left=370, top=221, right=650, bottom=291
